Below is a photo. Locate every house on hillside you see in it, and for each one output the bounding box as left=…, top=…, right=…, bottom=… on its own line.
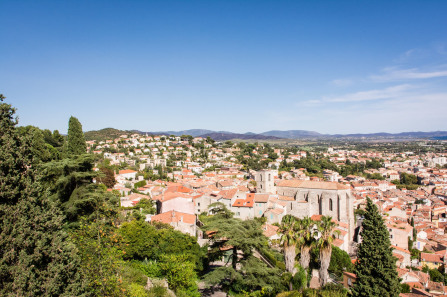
left=150, top=210, right=197, bottom=236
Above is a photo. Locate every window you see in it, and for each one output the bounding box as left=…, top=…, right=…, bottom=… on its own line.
left=268, top=174, right=271, bottom=182
left=329, top=199, right=333, bottom=211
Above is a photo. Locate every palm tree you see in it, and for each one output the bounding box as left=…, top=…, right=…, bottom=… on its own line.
left=297, top=216, right=317, bottom=272
left=278, top=215, right=299, bottom=289
left=316, top=216, right=340, bottom=287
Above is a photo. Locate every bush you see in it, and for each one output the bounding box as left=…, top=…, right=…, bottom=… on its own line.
left=276, top=288, right=348, bottom=297
left=329, top=246, right=353, bottom=278
left=158, top=254, right=199, bottom=295
left=121, top=264, right=148, bottom=286
left=147, top=284, right=169, bottom=297
left=132, top=260, right=162, bottom=278
left=127, top=283, right=150, bottom=297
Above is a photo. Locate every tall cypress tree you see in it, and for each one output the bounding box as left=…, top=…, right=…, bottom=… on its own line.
left=0, top=95, right=85, bottom=296
left=351, top=198, right=400, bottom=297
left=67, top=116, right=86, bottom=156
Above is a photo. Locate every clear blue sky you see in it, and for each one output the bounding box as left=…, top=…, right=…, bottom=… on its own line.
left=1, top=0, right=447, bottom=134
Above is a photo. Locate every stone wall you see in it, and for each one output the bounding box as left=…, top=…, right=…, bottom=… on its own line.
left=277, top=185, right=355, bottom=246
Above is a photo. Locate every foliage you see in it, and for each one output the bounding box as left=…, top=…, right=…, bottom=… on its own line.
left=317, top=216, right=339, bottom=286
left=0, top=95, right=85, bottom=296
left=328, top=246, right=353, bottom=278
left=292, top=266, right=308, bottom=291
left=147, top=283, right=169, bottom=297
left=202, top=216, right=266, bottom=269
left=207, top=201, right=234, bottom=219
left=276, top=284, right=348, bottom=297
left=202, top=212, right=285, bottom=294
left=351, top=198, right=400, bottom=297
left=39, top=154, right=119, bottom=224
left=365, top=173, right=385, bottom=180
left=97, top=166, right=117, bottom=188
left=259, top=248, right=286, bottom=270
left=203, top=256, right=284, bottom=295
left=119, top=220, right=205, bottom=270
left=278, top=215, right=300, bottom=275
left=429, top=268, right=444, bottom=283
left=400, top=283, right=410, bottom=293
left=127, top=283, right=151, bottom=297
left=297, top=217, right=317, bottom=272
left=71, top=187, right=124, bottom=297
left=158, top=254, right=200, bottom=296
left=131, top=260, right=162, bottom=278
left=84, top=128, right=137, bottom=142
left=134, top=180, right=147, bottom=188
left=391, top=172, right=419, bottom=190
left=131, top=199, right=156, bottom=220
left=67, top=116, right=87, bottom=156
left=400, top=172, right=418, bottom=185
left=17, top=125, right=54, bottom=163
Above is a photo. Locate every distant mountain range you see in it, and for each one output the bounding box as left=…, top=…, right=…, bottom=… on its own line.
left=85, top=128, right=447, bottom=141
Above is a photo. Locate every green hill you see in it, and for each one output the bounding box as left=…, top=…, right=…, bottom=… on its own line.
left=84, top=128, right=142, bottom=141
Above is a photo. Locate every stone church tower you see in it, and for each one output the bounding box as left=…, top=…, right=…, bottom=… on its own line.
left=254, top=169, right=277, bottom=194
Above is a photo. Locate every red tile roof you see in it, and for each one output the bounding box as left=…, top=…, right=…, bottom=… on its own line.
left=421, top=252, right=443, bottom=263
left=276, top=180, right=350, bottom=190
left=151, top=211, right=196, bottom=225
left=119, top=169, right=137, bottom=174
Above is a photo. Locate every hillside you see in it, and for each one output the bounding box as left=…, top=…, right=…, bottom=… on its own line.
left=84, top=128, right=142, bottom=141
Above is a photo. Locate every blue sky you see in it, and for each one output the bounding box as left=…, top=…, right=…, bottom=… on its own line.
left=1, top=0, right=447, bottom=134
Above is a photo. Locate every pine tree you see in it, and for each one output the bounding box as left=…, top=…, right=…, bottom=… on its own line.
left=351, top=198, right=400, bottom=297
left=0, top=95, right=85, bottom=296
left=67, top=116, right=86, bottom=156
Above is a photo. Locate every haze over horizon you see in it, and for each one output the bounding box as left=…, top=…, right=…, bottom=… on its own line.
left=1, top=0, right=447, bottom=134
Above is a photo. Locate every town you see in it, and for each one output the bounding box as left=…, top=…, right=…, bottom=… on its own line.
left=88, top=131, right=447, bottom=296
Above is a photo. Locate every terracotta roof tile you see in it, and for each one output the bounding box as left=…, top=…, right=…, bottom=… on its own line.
left=151, top=211, right=196, bottom=225
left=277, top=180, right=350, bottom=190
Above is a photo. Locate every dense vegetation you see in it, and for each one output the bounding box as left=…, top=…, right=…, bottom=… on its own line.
left=351, top=198, right=400, bottom=297
left=0, top=96, right=205, bottom=296
left=84, top=128, right=142, bottom=142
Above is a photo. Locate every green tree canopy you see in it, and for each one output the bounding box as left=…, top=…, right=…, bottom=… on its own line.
left=0, top=95, right=84, bottom=296
left=201, top=212, right=285, bottom=294
left=67, top=116, right=86, bottom=156
left=119, top=220, right=205, bottom=270
left=351, top=198, right=400, bottom=297
left=39, top=154, right=118, bottom=224
left=278, top=215, right=299, bottom=275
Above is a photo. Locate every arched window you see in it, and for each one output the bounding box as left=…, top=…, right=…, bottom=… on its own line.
left=268, top=174, right=271, bottom=182
left=329, top=199, right=333, bottom=211
left=337, top=195, right=340, bottom=221
left=318, top=196, right=322, bottom=215
left=260, top=174, right=263, bottom=182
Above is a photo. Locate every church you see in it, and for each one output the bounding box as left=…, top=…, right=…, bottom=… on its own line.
left=254, top=170, right=355, bottom=245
